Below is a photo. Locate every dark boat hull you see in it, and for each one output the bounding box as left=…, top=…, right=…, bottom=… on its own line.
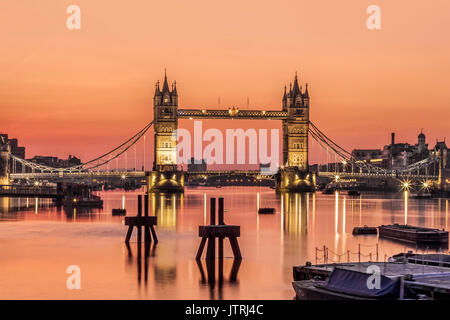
left=379, top=224, right=448, bottom=245
left=293, top=281, right=374, bottom=300
left=353, top=226, right=378, bottom=235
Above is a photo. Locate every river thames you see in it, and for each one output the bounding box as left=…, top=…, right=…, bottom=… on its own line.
left=0, top=187, right=448, bottom=299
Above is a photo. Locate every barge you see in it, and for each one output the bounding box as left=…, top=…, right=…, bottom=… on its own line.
left=379, top=224, right=448, bottom=246
left=258, top=207, right=275, bottom=214
left=112, top=208, right=127, bottom=215
left=352, top=225, right=378, bottom=235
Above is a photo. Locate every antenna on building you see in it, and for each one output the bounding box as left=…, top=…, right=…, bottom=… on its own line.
left=247, top=96, right=249, bottom=108
left=218, top=96, right=221, bottom=108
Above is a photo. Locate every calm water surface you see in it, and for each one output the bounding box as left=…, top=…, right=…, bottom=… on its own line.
left=0, top=187, right=448, bottom=299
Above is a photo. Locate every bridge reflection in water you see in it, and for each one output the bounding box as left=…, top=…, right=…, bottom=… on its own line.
left=280, top=193, right=310, bottom=237
left=150, top=193, right=183, bottom=229
left=1, top=187, right=450, bottom=299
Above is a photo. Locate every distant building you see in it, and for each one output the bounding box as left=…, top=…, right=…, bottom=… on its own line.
left=351, top=131, right=438, bottom=171
left=381, top=131, right=430, bottom=170
left=0, top=134, right=26, bottom=172
left=27, top=154, right=81, bottom=169
left=351, top=149, right=384, bottom=167
left=187, top=158, right=207, bottom=172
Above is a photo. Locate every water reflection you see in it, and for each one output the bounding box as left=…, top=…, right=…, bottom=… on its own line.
left=281, top=192, right=309, bottom=237
left=151, top=193, right=183, bottom=229
left=196, top=258, right=241, bottom=300
left=125, top=242, right=157, bottom=286
left=2, top=187, right=450, bottom=299
left=0, top=197, right=54, bottom=220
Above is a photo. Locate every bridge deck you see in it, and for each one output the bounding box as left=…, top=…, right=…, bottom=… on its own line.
left=9, top=170, right=438, bottom=181
left=178, top=109, right=288, bottom=120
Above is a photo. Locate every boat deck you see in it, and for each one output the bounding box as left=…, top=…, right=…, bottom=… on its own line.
left=293, top=261, right=450, bottom=299
left=294, top=262, right=450, bottom=280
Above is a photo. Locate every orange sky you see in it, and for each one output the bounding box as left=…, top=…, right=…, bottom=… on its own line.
left=0, top=1, right=449, bottom=167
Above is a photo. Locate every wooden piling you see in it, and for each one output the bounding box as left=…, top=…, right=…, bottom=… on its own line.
left=124, top=195, right=158, bottom=249
left=196, top=197, right=242, bottom=261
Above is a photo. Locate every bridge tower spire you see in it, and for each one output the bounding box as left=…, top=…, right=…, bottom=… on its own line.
left=277, top=73, right=315, bottom=192
left=149, top=71, right=184, bottom=192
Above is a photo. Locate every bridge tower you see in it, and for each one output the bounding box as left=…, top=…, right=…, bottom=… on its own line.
left=0, top=136, right=11, bottom=185
left=148, top=71, right=184, bottom=192
left=277, top=73, right=315, bottom=192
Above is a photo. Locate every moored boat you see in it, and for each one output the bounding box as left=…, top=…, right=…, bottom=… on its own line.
left=293, top=267, right=402, bottom=300
left=258, top=207, right=275, bottom=214
left=112, top=208, right=127, bottom=215
left=411, top=191, right=432, bottom=199
left=64, top=195, right=103, bottom=208
left=293, top=261, right=450, bottom=300
left=348, top=190, right=360, bottom=196
left=379, top=224, right=448, bottom=245
left=352, top=225, right=377, bottom=235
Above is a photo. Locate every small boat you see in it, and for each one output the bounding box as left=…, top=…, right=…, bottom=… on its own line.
left=112, top=208, right=126, bottom=215
left=348, top=190, right=360, bottom=196
left=292, top=261, right=450, bottom=300
left=379, top=224, right=449, bottom=245
left=293, top=267, right=403, bottom=300
left=258, top=207, right=275, bottom=214
left=352, top=225, right=377, bottom=235
left=411, top=191, right=432, bottom=199
left=65, top=196, right=103, bottom=208
left=322, top=188, right=335, bottom=195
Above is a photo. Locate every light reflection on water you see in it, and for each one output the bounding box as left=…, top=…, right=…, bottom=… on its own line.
left=0, top=187, right=448, bottom=299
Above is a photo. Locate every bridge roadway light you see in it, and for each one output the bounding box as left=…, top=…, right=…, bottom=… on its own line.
left=121, top=174, right=126, bottom=179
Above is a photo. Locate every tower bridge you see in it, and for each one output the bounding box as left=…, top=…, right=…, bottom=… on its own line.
left=150, top=71, right=312, bottom=192
left=0, top=72, right=444, bottom=193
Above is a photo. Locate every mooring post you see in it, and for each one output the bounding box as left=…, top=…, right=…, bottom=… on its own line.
left=137, top=195, right=142, bottom=252
left=218, top=197, right=224, bottom=225
left=206, top=198, right=216, bottom=260
left=210, top=197, right=216, bottom=225
left=218, top=197, right=224, bottom=260
left=125, top=223, right=133, bottom=244
left=125, top=194, right=158, bottom=247
left=376, top=244, right=379, bottom=262
left=229, top=237, right=242, bottom=259
left=196, top=196, right=242, bottom=261
left=144, top=194, right=151, bottom=253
